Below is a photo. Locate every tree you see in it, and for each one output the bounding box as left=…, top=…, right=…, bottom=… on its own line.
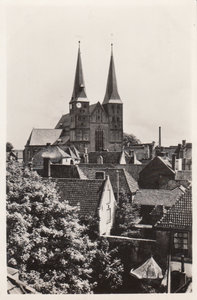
left=112, top=191, right=141, bottom=238
left=123, top=133, right=141, bottom=147
left=7, top=161, right=124, bottom=294
left=79, top=215, right=124, bottom=293
left=6, top=142, right=13, bottom=152
left=7, top=161, right=96, bottom=294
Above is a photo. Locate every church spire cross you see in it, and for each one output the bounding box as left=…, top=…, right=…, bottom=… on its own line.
left=70, top=42, right=88, bottom=102
left=103, top=44, right=122, bottom=104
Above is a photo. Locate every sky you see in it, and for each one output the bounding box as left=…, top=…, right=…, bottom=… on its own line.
left=5, top=0, right=195, bottom=149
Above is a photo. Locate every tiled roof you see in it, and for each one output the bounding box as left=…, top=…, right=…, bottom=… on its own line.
left=53, top=179, right=105, bottom=216
left=133, top=187, right=184, bottom=207
left=155, top=187, right=192, bottom=230
left=55, top=114, right=70, bottom=129
left=32, top=145, right=71, bottom=168
left=130, top=256, right=163, bottom=279
left=120, top=164, right=145, bottom=181
left=88, top=151, right=122, bottom=164
left=7, top=267, right=37, bottom=294
left=27, top=129, right=62, bottom=146
left=78, top=166, right=138, bottom=194
left=175, top=171, right=192, bottom=181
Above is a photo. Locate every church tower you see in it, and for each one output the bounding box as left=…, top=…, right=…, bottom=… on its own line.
left=102, top=44, right=123, bottom=151
left=69, top=42, right=90, bottom=151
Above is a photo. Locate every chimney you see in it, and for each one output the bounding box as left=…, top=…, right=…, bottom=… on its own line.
left=46, top=143, right=51, bottom=147
left=97, top=155, right=103, bottom=164
left=131, top=150, right=138, bottom=164
left=172, top=154, right=176, bottom=170
left=182, top=140, right=186, bottom=147
left=84, top=147, right=89, bottom=163
left=116, top=170, right=119, bottom=203
left=95, top=171, right=105, bottom=180
left=43, top=157, right=51, bottom=177
left=159, top=126, right=161, bottom=147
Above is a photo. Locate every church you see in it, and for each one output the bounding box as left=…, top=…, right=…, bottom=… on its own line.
left=55, top=42, right=123, bottom=152
left=24, top=42, right=123, bottom=163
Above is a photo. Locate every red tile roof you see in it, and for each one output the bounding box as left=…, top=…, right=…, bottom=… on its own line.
left=155, top=187, right=192, bottom=230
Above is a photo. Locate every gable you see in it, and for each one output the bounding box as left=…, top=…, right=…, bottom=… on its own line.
left=140, top=157, right=174, bottom=177
left=90, top=102, right=108, bottom=123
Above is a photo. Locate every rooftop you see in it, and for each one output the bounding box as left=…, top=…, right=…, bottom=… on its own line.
left=133, top=187, right=184, bottom=207
left=79, top=166, right=138, bottom=194
left=155, top=187, right=192, bottom=230
left=53, top=178, right=105, bottom=216
left=26, top=128, right=62, bottom=146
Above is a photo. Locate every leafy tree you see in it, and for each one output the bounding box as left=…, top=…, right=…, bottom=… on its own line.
left=7, top=161, right=124, bottom=294
left=123, top=133, right=141, bottom=147
left=79, top=215, right=124, bottom=293
left=7, top=161, right=96, bottom=294
left=112, top=191, right=141, bottom=238
left=6, top=142, right=13, bottom=152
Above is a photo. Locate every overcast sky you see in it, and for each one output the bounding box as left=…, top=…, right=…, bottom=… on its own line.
left=6, top=0, right=195, bottom=149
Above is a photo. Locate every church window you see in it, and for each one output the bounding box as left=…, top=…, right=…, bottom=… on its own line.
left=95, top=128, right=104, bottom=151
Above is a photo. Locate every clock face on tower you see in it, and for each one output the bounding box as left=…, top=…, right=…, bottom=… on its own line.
left=76, top=102, right=81, bottom=108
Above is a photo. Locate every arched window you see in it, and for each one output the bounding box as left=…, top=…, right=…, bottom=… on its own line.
left=95, top=128, right=104, bottom=151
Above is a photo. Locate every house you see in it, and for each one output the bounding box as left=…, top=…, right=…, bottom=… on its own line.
left=133, top=187, right=184, bottom=225
left=138, top=156, right=175, bottom=189
left=32, top=145, right=79, bottom=171
left=124, top=141, right=155, bottom=162
left=81, top=150, right=127, bottom=165
left=24, top=128, right=62, bottom=164
left=53, top=176, right=116, bottom=236
left=154, top=187, right=192, bottom=292
left=78, top=166, right=138, bottom=201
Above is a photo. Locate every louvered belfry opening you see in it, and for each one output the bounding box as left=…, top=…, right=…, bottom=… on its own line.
left=95, top=128, right=104, bottom=151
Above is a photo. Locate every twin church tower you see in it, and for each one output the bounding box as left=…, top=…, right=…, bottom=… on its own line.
left=55, top=42, right=123, bottom=152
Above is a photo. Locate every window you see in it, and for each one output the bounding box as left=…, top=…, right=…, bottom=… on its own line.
left=95, top=128, right=104, bottom=151
left=106, top=207, right=111, bottom=224
left=173, top=232, right=188, bottom=256
left=106, top=189, right=111, bottom=204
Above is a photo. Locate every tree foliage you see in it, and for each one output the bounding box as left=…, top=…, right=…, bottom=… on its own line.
left=7, top=161, right=96, bottom=293
left=7, top=161, right=124, bottom=294
left=6, top=142, right=13, bottom=152
left=123, top=133, right=141, bottom=147
left=112, top=191, right=141, bottom=238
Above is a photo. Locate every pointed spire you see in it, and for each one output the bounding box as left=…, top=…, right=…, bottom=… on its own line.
left=70, top=41, right=88, bottom=102
left=103, top=44, right=122, bottom=104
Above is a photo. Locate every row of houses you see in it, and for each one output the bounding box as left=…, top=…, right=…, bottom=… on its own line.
left=7, top=137, right=192, bottom=293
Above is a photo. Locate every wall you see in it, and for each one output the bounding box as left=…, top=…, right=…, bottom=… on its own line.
left=98, top=178, right=116, bottom=236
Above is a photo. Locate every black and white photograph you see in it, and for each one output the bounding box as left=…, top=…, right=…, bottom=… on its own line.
left=1, top=0, right=195, bottom=296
